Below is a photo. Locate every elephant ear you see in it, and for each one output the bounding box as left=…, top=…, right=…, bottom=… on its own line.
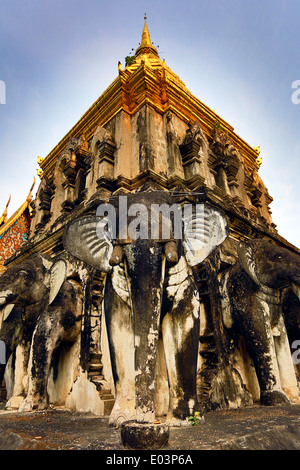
left=237, top=241, right=260, bottom=285
left=63, top=215, right=113, bottom=273
left=182, top=203, right=229, bottom=266
left=49, top=259, right=67, bottom=305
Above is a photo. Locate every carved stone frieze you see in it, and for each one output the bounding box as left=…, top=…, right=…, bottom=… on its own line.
left=210, top=130, right=241, bottom=177
left=86, top=126, right=116, bottom=193
left=34, top=177, right=55, bottom=233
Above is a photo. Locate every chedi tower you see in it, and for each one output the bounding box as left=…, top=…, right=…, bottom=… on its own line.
left=1, top=17, right=300, bottom=436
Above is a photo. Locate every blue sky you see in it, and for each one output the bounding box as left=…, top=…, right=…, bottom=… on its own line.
left=0, top=0, right=299, bottom=247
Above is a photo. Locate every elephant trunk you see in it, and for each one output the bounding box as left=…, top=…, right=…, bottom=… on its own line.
left=123, top=241, right=165, bottom=423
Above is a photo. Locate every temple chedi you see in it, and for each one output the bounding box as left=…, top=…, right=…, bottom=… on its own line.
left=1, top=16, right=300, bottom=433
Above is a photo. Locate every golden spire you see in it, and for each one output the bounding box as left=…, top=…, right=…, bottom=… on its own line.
left=135, top=14, right=159, bottom=58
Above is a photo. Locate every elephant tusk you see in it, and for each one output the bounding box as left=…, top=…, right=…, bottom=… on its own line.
left=0, top=297, right=7, bottom=306
left=3, top=303, right=14, bottom=321
left=292, top=282, right=300, bottom=301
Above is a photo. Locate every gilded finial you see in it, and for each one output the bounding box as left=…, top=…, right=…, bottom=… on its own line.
left=26, top=177, right=36, bottom=203
left=37, top=168, right=44, bottom=179
left=0, top=195, right=11, bottom=226
left=135, top=14, right=159, bottom=58
left=254, top=146, right=262, bottom=169
left=5, top=194, right=11, bottom=209
left=256, top=156, right=262, bottom=169
left=37, top=156, right=44, bottom=178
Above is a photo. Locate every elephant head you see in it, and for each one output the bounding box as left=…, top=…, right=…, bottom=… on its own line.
left=238, top=239, right=300, bottom=298
left=0, top=254, right=67, bottom=327
left=64, top=190, right=229, bottom=425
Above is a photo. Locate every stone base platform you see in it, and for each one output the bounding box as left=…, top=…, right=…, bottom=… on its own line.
left=1, top=403, right=300, bottom=451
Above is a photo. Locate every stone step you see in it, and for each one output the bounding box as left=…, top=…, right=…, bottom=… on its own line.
left=102, top=398, right=115, bottom=416
left=87, top=352, right=115, bottom=415
left=89, top=352, right=102, bottom=363
left=90, top=372, right=103, bottom=378
left=98, top=389, right=114, bottom=397
left=90, top=352, right=102, bottom=360
left=89, top=374, right=104, bottom=383
left=92, top=379, right=112, bottom=394
left=200, top=350, right=218, bottom=360
left=90, top=377, right=114, bottom=396
left=89, top=363, right=103, bottom=371
left=100, top=394, right=115, bottom=402
left=199, top=333, right=215, bottom=343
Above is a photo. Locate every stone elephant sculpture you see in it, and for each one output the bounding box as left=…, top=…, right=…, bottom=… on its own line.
left=64, top=190, right=229, bottom=426
left=0, top=253, right=82, bottom=411
left=220, top=238, right=300, bottom=406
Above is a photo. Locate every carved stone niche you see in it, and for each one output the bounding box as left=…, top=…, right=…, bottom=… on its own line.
left=98, top=137, right=115, bottom=174
left=208, top=130, right=242, bottom=201
left=61, top=153, right=77, bottom=213
left=73, top=167, right=88, bottom=205
left=55, top=136, right=89, bottom=213
left=34, top=176, right=55, bottom=233
left=246, top=169, right=274, bottom=224
left=244, top=173, right=254, bottom=205
left=224, top=156, right=242, bottom=203
left=251, top=188, right=263, bottom=209
left=179, top=121, right=206, bottom=184
left=87, top=125, right=116, bottom=192
left=74, top=134, right=90, bottom=203
left=66, top=157, right=89, bottom=208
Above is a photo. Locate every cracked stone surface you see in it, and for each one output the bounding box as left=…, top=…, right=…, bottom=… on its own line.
left=1, top=404, right=300, bottom=450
